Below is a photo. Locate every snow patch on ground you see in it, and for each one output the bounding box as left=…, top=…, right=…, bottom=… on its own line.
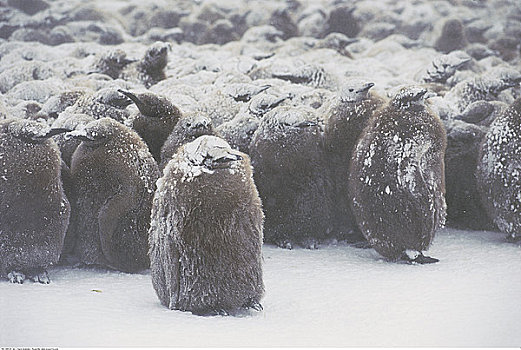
left=1, top=228, right=520, bottom=347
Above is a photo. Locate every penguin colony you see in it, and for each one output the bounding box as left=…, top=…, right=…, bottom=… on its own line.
left=1, top=0, right=521, bottom=315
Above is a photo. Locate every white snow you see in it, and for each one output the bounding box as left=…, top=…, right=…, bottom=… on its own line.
left=1, top=228, right=520, bottom=347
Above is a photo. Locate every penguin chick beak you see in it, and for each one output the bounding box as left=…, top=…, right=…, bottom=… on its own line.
left=214, top=154, right=243, bottom=164
left=360, top=82, right=375, bottom=92
left=117, top=89, right=146, bottom=112
left=296, top=121, right=318, bottom=128
left=414, top=89, right=428, bottom=100
left=66, top=129, right=96, bottom=142
left=34, top=128, right=73, bottom=140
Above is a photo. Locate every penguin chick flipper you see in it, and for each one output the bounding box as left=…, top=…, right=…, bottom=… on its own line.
left=150, top=233, right=180, bottom=310
left=27, top=268, right=50, bottom=284
left=97, top=188, right=135, bottom=268
left=7, top=271, right=25, bottom=284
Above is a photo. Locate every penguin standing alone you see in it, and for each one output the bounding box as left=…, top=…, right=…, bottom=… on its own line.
left=348, top=86, right=447, bottom=263
left=68, top=118, right=160, bottom=272
left=149, top=135, right=264, bottom=315
left=0, top=119, right=70, bottom=283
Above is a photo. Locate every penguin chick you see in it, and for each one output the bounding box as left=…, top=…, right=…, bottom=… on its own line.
left=119, top=89, right=182, bottom=163
left=444, top=119, right=495, bottom=230
left=222, top=83, right=271, bottom=102
left=476, top=98, right=521, bottom=242
left=149, top=135, right=264, bottom=315
left=0, top=118, right=71, bottom=283
left=444, top=68, right=521, bottom=116
left=434, top=18, right=468, bottom=53
left=215, top=113, right=260, bottom=154
left=51, top=112, right=95, bottom=167
left=272, top=64, right=332, bottom=88
left=415, top=51, right=471, bottom=84
left=247, top=92, right=289, bottom=118
left=324, top=79, right=384, bottom=242
left=65, top=87, right=132, bottom=123
left=349, top=86, right=447, bottom=263
left=69, top=118, right=160, bottom=272
left=90, top=48, right=135, bottom=79
left=159, top=112, right=215, bottom=170
left=120, top=41, right=169, bottom=88
left=249, top=105, right=334, bottom=249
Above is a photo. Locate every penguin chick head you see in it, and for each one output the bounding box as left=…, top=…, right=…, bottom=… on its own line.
left=266, top=106, right=319, bottom=131
left=338, top=79, right=375, bottom=103
left=95, top=88, right=133, bottom=109
left=248, top=93, right=288, bottom=117
left=390, top=86, right=428, bottom=108
left=176, top=112, right=214, bottom=138
left=491, top=67, right=521, bottom=88
left=68, top=117, right=118, bottom=145
left=175, top=135, right=243, bottom=182
left=2, top=118, right=70, bottom=143
left=441, top=19, right=465, bottom=37
left=90, top=49, right=134, bottom=78
left=118, top=90, right=180, bottom=119
left=142, top=41, right=170, bottom=72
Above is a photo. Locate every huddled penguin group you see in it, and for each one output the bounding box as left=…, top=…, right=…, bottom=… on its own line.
left=1, top=0, right=521, bottom=316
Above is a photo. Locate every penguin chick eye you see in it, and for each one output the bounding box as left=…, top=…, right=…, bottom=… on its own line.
left=349, top=88, right=354, bottom=92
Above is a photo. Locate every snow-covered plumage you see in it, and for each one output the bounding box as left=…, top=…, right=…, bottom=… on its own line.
left=476, top=98, right=521, bottom=241
left=68, top=118, right=160, bottom=272
left=250, top=105, right=333, bottom=249
left=324, top=79, right=384, bottom=241
left=149, top=135, right=264, bottom=315
left=349, top=86, right=447, bottom=262
left=0, top=118, right=70, bottom=283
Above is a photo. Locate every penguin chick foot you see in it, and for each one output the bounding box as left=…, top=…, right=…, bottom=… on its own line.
left=401, top=250, right=439, bottom=264
left=301, top=238, right=319, bottom=250
left=506, top=233, right=520, bottom=243
left=27, top=269, right=50, bottom=284
left=7, top=271, right=25, bottom=284
left=276, top=239, right=293, bottom=250
left=243, top=298, right=263, bottom=311
left=214, top=309, right=229, bottom=316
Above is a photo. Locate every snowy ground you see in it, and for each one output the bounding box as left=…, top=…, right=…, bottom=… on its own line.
left=1, top=228, right=520, bottom=347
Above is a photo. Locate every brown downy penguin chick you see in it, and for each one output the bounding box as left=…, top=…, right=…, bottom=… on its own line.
left=119, top=42, right=169, bottom=88
left=159, top=112, right=215, bottom=170
left=324, top=79, right=384, bottom=242
left=65, top=87, right=133, bottom=123
left=51, top=112, right=95, bottom=167
left=149, top=135, right=264, bottom=315
left=68, top=118, right=160, bottom=272
left=476, top=98, right=521, bottom=242
left=118, top=89, right=182, bottom=163
left=0, top=119, right=71, bottom=283
left=89, top=48, right=135, bottom=79
left=349, top=86, right=447, bottom=263
left=443, top=119, right=495, bottom=230
left=444, top=67, right=521, bottom=117
left=215, top=113, right=260, bottom=154
left=434, top=19, right=468, bottom=54
left=249, top=105, right=334, bottom=249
